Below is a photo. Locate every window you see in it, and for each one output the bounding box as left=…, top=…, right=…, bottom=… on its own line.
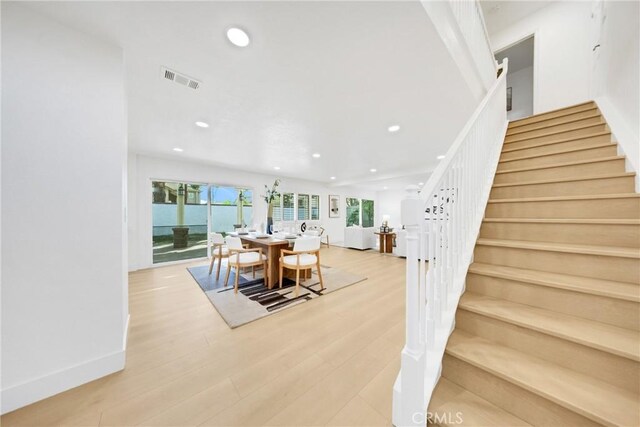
left=311, top=195, right=320, bottom=220
left=210, top=186, right=253, bottom=233
left=282, top=192, right=295, bottom=221
left=272, top=193, right=282, bottom=222
left=346, top=197, right=360, bottom=227
left=362, top=199, right=374, bottom=227
left=297, top=194, right=310, bottom=220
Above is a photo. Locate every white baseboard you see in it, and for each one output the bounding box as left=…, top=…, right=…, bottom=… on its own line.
left=1, top=349, right=125, bottom=415
left=1, top=316, right=130, bottom=415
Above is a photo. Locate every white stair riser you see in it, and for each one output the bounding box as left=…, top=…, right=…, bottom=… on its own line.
left=466, top=273, right=640, bottom=330
left=442, top=355, right=601, bottom=427
left=474, top=245, right=640, bottom=283
left=485, top=196, right=640, bottom=219
left=456, top=310, right=640, bottom=393
left=479, top=221, right=640, bottom=248
left=500, top=134, right=612, bottom=159
left=507, top=108, right=599, bottom=135
left=494, top=158, right=626, bottom=184
left=490, top=175, right=635, bottom=199
left=507, top=116, right=604, bottom=140
left=497, top=145, right=617, bottom=171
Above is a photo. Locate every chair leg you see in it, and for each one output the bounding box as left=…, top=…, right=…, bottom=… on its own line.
left=216, top=255, right=222, bottom=280
left=224, top=263, right=231, bottom=287
left=317, top=260, right=324, bottom=291
left=295, top=268, right=300, bottom=297
left=208, top=254, right=215, bottom=275
left=279, top=263, right=283, bottom=289
left=234, top=265, right=240, bottom=294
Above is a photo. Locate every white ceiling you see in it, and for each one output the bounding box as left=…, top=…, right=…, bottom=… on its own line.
left=495, top=35, right=534, bottom=73
left=481, top=1, right=555, bottom=35
left=26, top=1, right=475, bottom=188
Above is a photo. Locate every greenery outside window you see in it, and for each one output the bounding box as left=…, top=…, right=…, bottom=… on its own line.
left=298, top=194, right=310, bottom=220
left=282, top=192, right=295, bottom=221
left=346, top=198, right=360, bottom=226
left=362, top=199, right=374, bottom=227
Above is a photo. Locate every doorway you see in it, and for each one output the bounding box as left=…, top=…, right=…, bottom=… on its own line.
left=495, top=35, right=535, bottom=121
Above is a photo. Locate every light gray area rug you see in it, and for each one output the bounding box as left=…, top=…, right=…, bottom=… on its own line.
left=187, top=263, right=367, bottom=328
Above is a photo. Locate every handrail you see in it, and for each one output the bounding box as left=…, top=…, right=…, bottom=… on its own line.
left=392, top=58, right=508, bottom=427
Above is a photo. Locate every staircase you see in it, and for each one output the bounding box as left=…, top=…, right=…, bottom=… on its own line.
left=428, top=101, right=640, bottom=426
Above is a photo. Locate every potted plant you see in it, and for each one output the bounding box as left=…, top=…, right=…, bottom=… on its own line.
left=262, top=179, right=281, bottom=234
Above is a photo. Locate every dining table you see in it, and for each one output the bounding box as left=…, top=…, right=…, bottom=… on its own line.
left=230, top=233, right=308, bottom=288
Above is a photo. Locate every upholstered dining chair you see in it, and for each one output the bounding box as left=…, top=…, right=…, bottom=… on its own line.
left=208, top=232, right=229, bottom=280
left=224, top=236, right=269, bottom=293
left=279, top=236, right=323, bottom=297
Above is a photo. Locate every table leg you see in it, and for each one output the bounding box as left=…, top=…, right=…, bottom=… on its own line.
left=379, top=234, right=385, bottom=253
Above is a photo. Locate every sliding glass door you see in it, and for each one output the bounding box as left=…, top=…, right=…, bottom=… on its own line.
left=152, top=181, right=208, bottom=264
left=210, top=185, right=253, bottom=234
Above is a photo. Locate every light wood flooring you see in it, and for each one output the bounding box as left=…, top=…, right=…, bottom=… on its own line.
left=1, top=247, right=405, bottom=426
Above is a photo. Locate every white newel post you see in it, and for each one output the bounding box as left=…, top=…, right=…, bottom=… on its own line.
left=394, top=186, right=426, bottom=427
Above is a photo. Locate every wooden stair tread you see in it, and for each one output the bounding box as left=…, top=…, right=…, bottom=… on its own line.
left=482, top=218, right=640, bottom=225
left=505, top=123, right=606, bottom=144
left=487, top=193, right=640, bottom=203
left=476, top=238, right=640, bottom=259
left=491, top=172, right=636, bottom=188
left=495, top=156, right=624, bottom=174
left=509, top=101, right=596, bottom=127
left=500, top=131, right=611, bottom=153
left=459, top=292, right=640, bottom=360
left=468, top=262, right=640, bottom=302
left=429, top=377, right=532, bottom=426
left=506, top=113, right=603, bottom=137
left=498, top=143, right=615, bottom=164
left=446, top=330, right=640, bottom=426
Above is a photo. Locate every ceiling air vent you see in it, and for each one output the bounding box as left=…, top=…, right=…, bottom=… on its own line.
left=161, top=66, right=201, bottom=90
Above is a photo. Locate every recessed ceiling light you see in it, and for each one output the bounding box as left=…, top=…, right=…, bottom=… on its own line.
left=437, top=155, right=445, bottom=160
left=418, top=182, right=424, bottom=186
left=227, top=28, right=250, bottom=47
left=312, top=153, right=321, bottom=158
left=273, top=166, right=281, bottom=170
left=370, top=168, right=377, bottom=173
left=330, top=176, right=336, bottom=180
left=383, top=186, right=388, bottom=190
left=388, top=125, right=400, bottom=133
left=195, top=121, right=209, bottom=128
left=173, top=147, right=184, bottom=152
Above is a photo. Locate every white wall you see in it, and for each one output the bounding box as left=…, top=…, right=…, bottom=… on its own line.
left=128, top=154, right=376, bottom=270
left=376, top=189, right=407, bottom=230
left=507, top=66, right=534, bottom=121
left=1, top=4, right=128, bottom=413
left=591, top=0, right=639, bottom=188
left=489, top=1, right=593, bottom=114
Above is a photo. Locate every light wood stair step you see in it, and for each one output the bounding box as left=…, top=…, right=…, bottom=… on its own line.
left=501, top=132, right=612, bottom=157
left=489, top=173, right=636, bottom=199
left=480, top=217, right=640, bottom=248
left=445, top=330, right=640, bottom=427
left=468, top=262, right=640, bottom=303
left=493, top=156, right=626, bottom=184
left=485, top=193, right=640, bottom=219
left=505, top=123, right=608, bottom=144
left=505, top=114, right=604, bottom=140
left=497, top=144, right=617, bottom=171
left=509, top=101, right=596, bottom=129
left=459, top=293, right=640, bottom=361
left=506, top=107, right=599, bottom=135
left=428, top=377, right=532, bottom=426
left=474, top=238, right=640, bottom=283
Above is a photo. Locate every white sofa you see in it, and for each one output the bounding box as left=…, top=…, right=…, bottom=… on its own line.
left=344, top=226, right=376, bottom=250
left=395, top=229, right=429, bottom=258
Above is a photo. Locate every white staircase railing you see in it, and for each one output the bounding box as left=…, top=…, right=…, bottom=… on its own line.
left=392, top=57, right=508, bottom=426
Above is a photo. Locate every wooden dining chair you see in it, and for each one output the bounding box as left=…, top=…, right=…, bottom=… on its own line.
left=279, top=236, right=323, bottom=297
left=224, top=236, right=269, bottom=293
left=208, top=232, right=229, bottom=280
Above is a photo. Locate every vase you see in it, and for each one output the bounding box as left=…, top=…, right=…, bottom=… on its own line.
left=266, top=203, right=274, bottom=234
